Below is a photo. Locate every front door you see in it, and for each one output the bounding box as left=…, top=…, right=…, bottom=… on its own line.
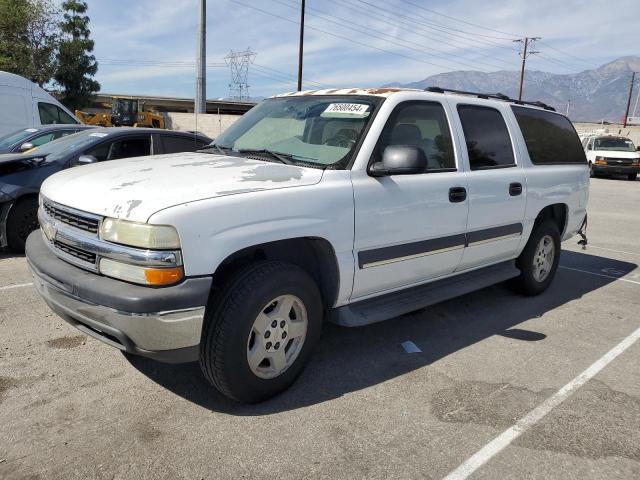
left=351, top=100, right=469, bottom=300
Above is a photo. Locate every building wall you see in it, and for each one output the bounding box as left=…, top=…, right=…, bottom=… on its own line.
left=164, top=112, right=242, bottom=139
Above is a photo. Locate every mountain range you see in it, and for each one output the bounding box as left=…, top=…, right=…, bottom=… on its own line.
left=385, top=56, right=640, bottom=122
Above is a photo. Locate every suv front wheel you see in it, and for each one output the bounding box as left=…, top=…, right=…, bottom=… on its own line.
left=512, top=219, right=561, bottom=296
left=200, top=261, right=322, bottom=403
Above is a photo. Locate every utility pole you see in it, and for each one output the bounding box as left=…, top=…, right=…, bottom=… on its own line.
left=297, top=0, right=305, bottom=91
left=195, top=0, right=206, bottom=114
left=566, top=99, right=570, bottom=116
left=623, top=71, right=636, bottom=128
left=514, top=37, right=540, bottom=101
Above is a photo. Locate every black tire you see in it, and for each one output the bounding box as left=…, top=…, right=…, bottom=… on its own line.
left=589, top=162, right=595, bottom=178
left=628, top=173, right=637, bottom=181
left=200, top=261, right=323, bottom=403
left=6, top=197, right=39, bottom=252
left=512, top=219, right=561, bottom=296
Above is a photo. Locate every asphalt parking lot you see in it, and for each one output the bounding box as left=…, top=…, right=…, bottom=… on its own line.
left=1, top=177, right=639, bottom=480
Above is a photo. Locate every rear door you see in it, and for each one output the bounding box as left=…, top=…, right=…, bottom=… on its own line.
left=450, top=101, right=526, bottom=270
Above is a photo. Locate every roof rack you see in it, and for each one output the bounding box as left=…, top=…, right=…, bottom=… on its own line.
left=425, top=86, right=556, bottom=112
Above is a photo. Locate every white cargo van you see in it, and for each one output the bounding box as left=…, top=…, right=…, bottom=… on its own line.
left=0, top=71, right=79, bottom=137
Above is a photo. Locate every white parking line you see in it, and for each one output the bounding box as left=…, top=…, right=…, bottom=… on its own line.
left=584, top=245, right=640, bottom=257
left=0, top=282, right=33, bottom=291
left=559, top=266, right=640, bottom=285
left=442, top=325, right=640, bottom=480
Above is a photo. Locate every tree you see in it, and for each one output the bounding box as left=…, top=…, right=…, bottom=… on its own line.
left=0, top=0, right=60, bottom=86
left=55, top=0, right=100, bottom=110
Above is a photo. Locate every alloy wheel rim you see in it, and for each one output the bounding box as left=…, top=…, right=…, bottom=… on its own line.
left=533, top=235, right=555, bottom=283
left=246, top=294, right=308, bottom=379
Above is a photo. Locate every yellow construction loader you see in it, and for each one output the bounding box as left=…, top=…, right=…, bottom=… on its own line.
left=75, top=97, right=165, bottom=128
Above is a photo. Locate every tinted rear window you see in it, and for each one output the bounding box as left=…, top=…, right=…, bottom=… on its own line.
left=457, top=105, right=515, bottom=170
left=512, top=107, right=586, bottom=165
left=162, top=135, right=208, bottom=154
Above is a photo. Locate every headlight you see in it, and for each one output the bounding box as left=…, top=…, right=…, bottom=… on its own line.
left=99, top=258, right=183, bottom=286
left=100, top=218, right=180, bottom=249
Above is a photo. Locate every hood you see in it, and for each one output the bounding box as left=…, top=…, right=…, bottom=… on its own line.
left=592, top=150, right=640, bottom=159
left=40, top=152, right=325, bottom=222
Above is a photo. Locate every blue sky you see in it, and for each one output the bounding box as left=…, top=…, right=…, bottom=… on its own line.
left=76, top=0, right=638, bottom=99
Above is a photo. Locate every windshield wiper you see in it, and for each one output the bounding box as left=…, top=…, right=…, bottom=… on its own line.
left=200, top=143, right=233, bottom=155
left=236, top=149, right=295, bottom=165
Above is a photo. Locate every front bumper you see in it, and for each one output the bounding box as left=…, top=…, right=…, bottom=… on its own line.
left=26, top=231, right=212, bottom=363
left=592, top=164, right=639, bottom=175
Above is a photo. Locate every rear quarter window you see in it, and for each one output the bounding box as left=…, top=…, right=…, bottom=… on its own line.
left=511, top=107, right=586, bottom=165
left=161, top=135, right=209, bottom=154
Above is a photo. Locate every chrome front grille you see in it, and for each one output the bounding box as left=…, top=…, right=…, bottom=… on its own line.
left=605, top=157, right=633, bottom=166
left=43, top=200, right=100, bottom=234
left=53, top=239, right=97, bottom=264
left=38, top=197, right=183, bottom=273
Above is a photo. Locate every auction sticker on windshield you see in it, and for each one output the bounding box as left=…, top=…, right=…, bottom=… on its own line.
left=321, top=103, right=370, bottom=118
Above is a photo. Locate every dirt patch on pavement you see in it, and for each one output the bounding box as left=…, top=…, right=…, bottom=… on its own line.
left=430, top=380, right=548, bottom=429
left=0, top=376, right=18, bottom=396
left=516, top=380, right=640, bottom=461
left=46, top=335, right=86, bottom=349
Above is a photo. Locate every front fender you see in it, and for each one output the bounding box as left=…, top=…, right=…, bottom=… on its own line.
left=148, top=171, right=356, bottom=305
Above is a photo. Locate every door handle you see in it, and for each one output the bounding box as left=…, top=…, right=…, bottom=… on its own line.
left=509, top=182, right=523, bottom=196
left=449, top=186, right=467, bottom=203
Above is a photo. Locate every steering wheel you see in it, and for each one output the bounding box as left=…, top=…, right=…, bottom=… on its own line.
left=323, top=134, right=356, bottom=148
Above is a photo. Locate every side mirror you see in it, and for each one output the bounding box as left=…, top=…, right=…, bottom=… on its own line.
left=370, top=145, right=427, bottom=177
left=19, top=142, right=34, bottom=152
left=73, top=155, right=98, bottom=166
left=636, top=146, right=640, bottom=151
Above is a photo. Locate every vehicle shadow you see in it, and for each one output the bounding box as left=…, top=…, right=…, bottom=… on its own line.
left=125, top=249, right=637, bottom=415
left=0, top=250, right=24, bottom=260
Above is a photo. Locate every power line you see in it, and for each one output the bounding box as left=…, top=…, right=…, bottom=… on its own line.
left=98, top=57, right=328, bottom=91
left=349, top=0, right=518, bottom=52
left=537, top=40, right=596, bottom=68
left=230, top=0, right=465, bottom=72
left=271, top=0, right=505, bottom=72
left=326, top=0, right=518, bottom=69
left=253, top=63, right=327, bottom=88
left=394, top=0, right=524, bottom=39
left=277, top=0, right=516, bottom=71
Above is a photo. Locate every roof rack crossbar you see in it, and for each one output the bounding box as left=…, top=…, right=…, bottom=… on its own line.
left=425, top=86, right=556, bottom=112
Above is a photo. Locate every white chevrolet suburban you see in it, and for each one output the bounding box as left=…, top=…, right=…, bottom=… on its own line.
left=26, top=88, right=589, bottom=403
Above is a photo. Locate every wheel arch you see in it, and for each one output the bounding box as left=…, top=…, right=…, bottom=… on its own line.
left=210, top=236, right=341, bottom=309
left=534, top=203, right=568, bottom=237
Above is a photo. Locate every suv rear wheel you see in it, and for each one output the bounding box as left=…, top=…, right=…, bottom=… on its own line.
left=200, top=261, right=322, bottom=403
left=512, top=219, right=561, bottom=296
left=628, top=173, right=637, bottom=181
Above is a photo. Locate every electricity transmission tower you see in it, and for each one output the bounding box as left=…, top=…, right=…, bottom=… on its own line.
left=514, top=37, right=540, bottom=101
left=224, top=48, right=256, bottom=101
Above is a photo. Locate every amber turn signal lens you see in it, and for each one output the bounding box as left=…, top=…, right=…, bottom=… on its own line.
left=143, top=267, right=184, bottom=286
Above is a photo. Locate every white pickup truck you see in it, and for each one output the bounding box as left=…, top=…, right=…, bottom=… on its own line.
left=26, top=88, right=589, bottom=403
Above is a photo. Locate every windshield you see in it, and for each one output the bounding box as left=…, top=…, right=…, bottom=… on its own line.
left=0, top=128, right=39, bottom=149
left=212, top=96, right=382, bottom=168
left=113, top=99, right=137, bottom=115
left=27, top=130, right=107, bottom=157
left=594, top=137, right=636, bottom=152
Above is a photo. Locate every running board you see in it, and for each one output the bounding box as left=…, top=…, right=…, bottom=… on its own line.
left=329, top=261, right=520, bottom=327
